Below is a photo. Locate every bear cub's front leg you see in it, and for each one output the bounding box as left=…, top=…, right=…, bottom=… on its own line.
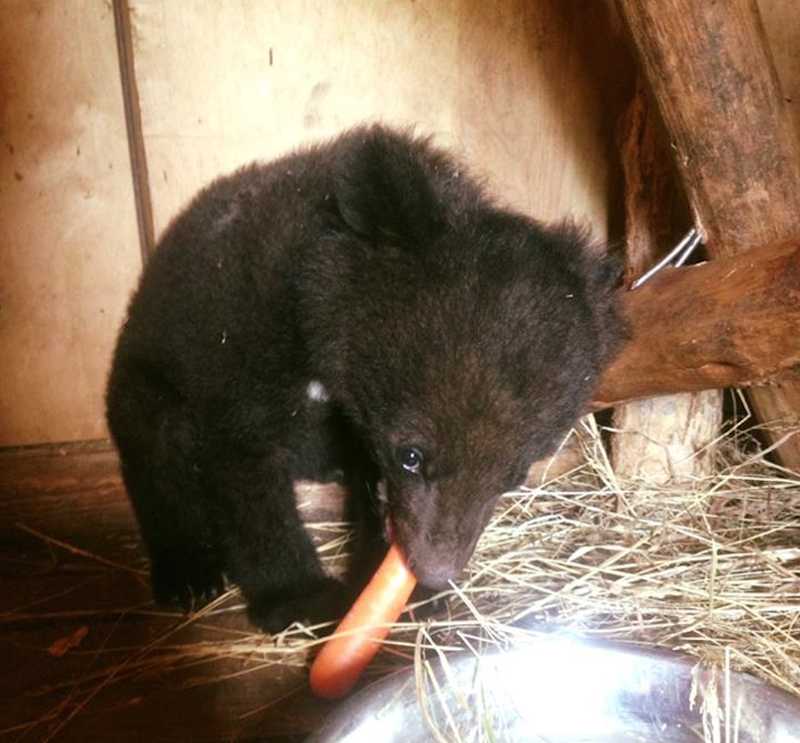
left=200, top=447, right=359, bottom=633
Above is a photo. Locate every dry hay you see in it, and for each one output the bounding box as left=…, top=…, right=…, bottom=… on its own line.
left=283, top=414, right=800, bottom=698
left=127, top=419, right=800, bottom=688
left=414, top=418, right=800, bottom=689
left=11, top=414, right=800, bottom=740
left=369, top=415, right=800, bottom=743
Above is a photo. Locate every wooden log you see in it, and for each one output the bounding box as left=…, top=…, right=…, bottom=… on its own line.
left=615, top=0, right=800, bottom=468
left=593, top=235, right=800, bottom=409
left=611, top=78, right=721, bottom=482
left=612, top=395, right=722, bottom=481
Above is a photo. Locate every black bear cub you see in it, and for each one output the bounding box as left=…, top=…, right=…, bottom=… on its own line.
left=107, top=124, right=621, bottom=632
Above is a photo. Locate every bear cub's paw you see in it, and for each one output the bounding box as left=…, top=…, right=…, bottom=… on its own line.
left=245, top=577, right=354, bottom=634
left=151, top=557, right=227, bottom=611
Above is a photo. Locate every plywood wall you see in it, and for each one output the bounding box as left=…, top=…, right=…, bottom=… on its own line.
left=0, top=1, right=141, bottom=447
left=130, top=0, right=633, bottom=239
left=0, top=0, right=797, bottom=447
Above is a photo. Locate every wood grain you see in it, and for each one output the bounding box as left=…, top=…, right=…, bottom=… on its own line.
left=615, top=0, right=800, bottom=466
left=611, top=78, right=721, bottom=482
left=0, top=1, right=141, bottom=446
left=594, top=235, right=800, bottom=408
left=128, top=0, right=632, bottom=239
left=616, top=0, right=800, bottom=250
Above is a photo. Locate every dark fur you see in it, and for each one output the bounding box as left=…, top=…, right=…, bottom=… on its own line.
left=106, top=125, right=621, bottom=631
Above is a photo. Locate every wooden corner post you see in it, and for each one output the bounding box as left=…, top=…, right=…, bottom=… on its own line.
left=614, top=0, right=800, bottom=469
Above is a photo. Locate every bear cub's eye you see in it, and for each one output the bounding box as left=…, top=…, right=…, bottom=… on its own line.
left=398, top=446, right=424, bottom=474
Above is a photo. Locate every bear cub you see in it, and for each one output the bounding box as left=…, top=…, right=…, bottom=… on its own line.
left=107, top=125, right=621, bottom=632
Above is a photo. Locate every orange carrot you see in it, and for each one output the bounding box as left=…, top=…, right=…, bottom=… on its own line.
left=309, top=542, right=417, bottom=698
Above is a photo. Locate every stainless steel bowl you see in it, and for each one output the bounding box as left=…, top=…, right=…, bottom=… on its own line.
left=307, top=636, right=800, bottom=743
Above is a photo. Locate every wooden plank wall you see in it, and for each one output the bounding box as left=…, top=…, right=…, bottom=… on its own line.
left=130, top=0, right=632, bottom=239
left=0, top=1, right=141, bottom=447
left=0, top=0, right=797, bottom=448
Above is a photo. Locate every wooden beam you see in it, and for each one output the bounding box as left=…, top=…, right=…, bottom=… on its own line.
left=615, top=0, right=800, bottom=466
left=593, top=235, right=800, bottom=409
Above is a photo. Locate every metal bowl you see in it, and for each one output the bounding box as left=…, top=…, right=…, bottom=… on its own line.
left=307, top=635, right=800, bottom=743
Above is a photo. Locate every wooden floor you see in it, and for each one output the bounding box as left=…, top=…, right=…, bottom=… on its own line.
left=0, top=443, right=343, bottom=743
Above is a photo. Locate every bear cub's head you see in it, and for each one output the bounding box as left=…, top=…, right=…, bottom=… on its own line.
left=306, top=126, right=623, bottom=589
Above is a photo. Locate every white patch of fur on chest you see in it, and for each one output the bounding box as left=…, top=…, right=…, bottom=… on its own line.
left=305, top=379, right=329, bottom=403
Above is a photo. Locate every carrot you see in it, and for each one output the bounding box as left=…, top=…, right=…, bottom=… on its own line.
left=309, top=542, right=417, bottom=698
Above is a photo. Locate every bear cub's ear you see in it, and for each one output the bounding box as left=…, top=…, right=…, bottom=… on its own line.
left=334, top=125, right=446, bottom=246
